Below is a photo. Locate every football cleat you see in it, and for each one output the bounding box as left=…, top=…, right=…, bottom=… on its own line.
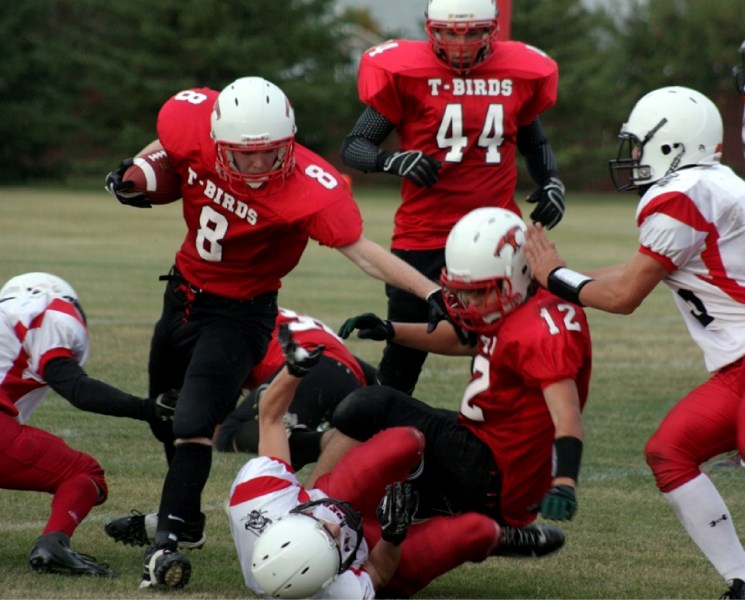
left=105, top=510, right=206, bottom=550
left=710, top=451, right=744, bottom=470
left=29, top=532, right=115, bottom=577
left=140, top=545, right=191, bottom=589
left=721, top=579, right=745, bottom=599
left=493, top=523, right=565, bottom=558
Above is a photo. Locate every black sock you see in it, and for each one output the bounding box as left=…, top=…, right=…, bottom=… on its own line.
left=156, top=443, right=212, bottom=545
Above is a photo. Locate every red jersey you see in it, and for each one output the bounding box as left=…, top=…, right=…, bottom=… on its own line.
left=243, top=307, right=366, bottom=388
left=458, top=288, right=592, bottom=527
left=156, top=88, right=364, bottom=300
left=358, top=39, right=558, bottom=250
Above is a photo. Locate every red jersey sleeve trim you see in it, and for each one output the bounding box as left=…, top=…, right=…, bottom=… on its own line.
left=230, top=475, right=292, bottom=506
left=639, top=245, right=677, bottom=273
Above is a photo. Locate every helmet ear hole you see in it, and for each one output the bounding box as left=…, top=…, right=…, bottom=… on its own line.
left=608, top=86, right=722, bottom=191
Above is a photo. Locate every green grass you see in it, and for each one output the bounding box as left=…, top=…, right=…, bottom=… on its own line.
left=0, top=186, right=739, bottom=598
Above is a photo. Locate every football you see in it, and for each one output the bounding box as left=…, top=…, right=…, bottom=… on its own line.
left=123, top=150, right=182, bottom=205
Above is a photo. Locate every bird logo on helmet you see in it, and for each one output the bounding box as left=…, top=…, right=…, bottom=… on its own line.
left=441, top=207, right=533, bottom=333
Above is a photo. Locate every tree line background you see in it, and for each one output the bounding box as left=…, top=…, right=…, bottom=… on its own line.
left=2, top=0, right=743, bottom=190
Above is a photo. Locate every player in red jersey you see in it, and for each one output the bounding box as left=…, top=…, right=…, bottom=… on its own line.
left=0, top=273, right=176, bottom=577
left=340, top=0, right=565, bottom=395
left=735, top=39, right=745, bottom=160
left=103, top=76, right=446, bottom=589
left=214, top=307, right=377, bottom=469
left=227, top=324, right=564, bottom=599
left=309, top=208, right=591, bottom=534
left=525, top=86, right=745, bottom=599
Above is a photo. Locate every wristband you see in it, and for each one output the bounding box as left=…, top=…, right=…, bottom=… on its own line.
left=554, top=436, right=583, bottom=481
left=547, top=267, right=592, bottom=306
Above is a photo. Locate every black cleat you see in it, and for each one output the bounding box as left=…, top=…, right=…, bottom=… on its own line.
left=721, top=579, right=745, bottom=599
left=29, top=532, right=115, bottom=577
left=494, top=523, right=565, bottom=558
left=710, top=451, right=744, bottom=470
left=105, top=510, right=206, bottom=550
left=140, top=545, right=191, bottom=589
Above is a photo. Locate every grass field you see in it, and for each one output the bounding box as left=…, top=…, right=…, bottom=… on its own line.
left=0, top=185, right=740, bottom=599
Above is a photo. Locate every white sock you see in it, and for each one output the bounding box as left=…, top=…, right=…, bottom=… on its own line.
left=664, top=473, right=745, bottom=584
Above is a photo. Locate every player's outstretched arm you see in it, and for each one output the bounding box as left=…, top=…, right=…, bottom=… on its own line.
left=338, top=312, right=472, bottom=356
left=523, top=224, right=667, bottom=314
left=43, top=356, right=176, bottom=423
left=257, top=324, right=324, bottom=462
left=337, top=235, right=440, bottom=301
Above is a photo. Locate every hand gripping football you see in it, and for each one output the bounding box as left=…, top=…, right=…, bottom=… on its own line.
left=123, top=150, right=182, bottom=204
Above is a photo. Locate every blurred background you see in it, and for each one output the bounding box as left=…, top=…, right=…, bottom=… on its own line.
left=1, top=0, right=743, bottom=190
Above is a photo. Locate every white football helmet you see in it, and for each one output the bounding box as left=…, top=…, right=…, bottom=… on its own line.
left=211, top=77, right=297, bottom=188
left=441, top=207, right=532, bottom=333
left=251, top=499, right=363, bottom=599
left=609, top=86, right=723, bottom=192
left=0, top=272, right=85, bottom=322
left=425, top=0, right=499, bottom=74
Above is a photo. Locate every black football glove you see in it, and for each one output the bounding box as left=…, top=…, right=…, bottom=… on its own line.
left=426, top=288, right=448, bottom=334
left=530, top=484, right=577, bottom=521
left=526, top=176, right=565, bottom=230
left=105, top=157, right=152, bottom=208
left=379, top=150, right=441, bottom=187
left=376, top=482, right=418, bottom=546
left=338, top=313, right=395, bottom=341
left=425, top=288, right=472, bottom=345
left=278, top=323, right=324, bottom=378
left=152, top=389, right=179, bottom=421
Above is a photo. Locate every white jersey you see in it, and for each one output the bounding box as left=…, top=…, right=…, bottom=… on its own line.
left=228, top=456, right=374, bottom=599
left=0, top=294, right=88, bottom=423
left=636, top=163, right=745, bottom=371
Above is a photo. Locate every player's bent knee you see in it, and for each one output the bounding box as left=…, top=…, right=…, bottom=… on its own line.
left=645, top=431, right=699, bottom=492
left=77, top=455, right=107, bottom=504
left=173, top=413, right=216, bottom=440
left=332, top=387, right=397, bottom=440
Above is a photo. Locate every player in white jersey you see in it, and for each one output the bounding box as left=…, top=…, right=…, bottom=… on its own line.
left=0, top=273, right=177, bottom=578
left=227, top=324, right=565, bottom=599
left=524, top=86, right=745, bottom=599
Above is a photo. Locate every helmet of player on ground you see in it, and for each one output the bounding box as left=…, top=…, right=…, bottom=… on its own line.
left=441, top=207, right=532, bottom=334
left=0, top=272, right=86, bottom=323
left=609, top=86, right=723, bottom=193
left=250, top=498, right=363, bottom=598
left=211, top=76, right=297, bottom=189
left=425, top=0, right=499, bottom=75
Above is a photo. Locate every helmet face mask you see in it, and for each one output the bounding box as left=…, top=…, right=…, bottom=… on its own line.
left=289, top=498, right=363, bottom=573
left=442, top=207, right=532, bottom=334
left=609, top=86, right=723, bottom=192
left=211, top=77, right=297, bottom=190
left=425, top=0, right=498, bottom=74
